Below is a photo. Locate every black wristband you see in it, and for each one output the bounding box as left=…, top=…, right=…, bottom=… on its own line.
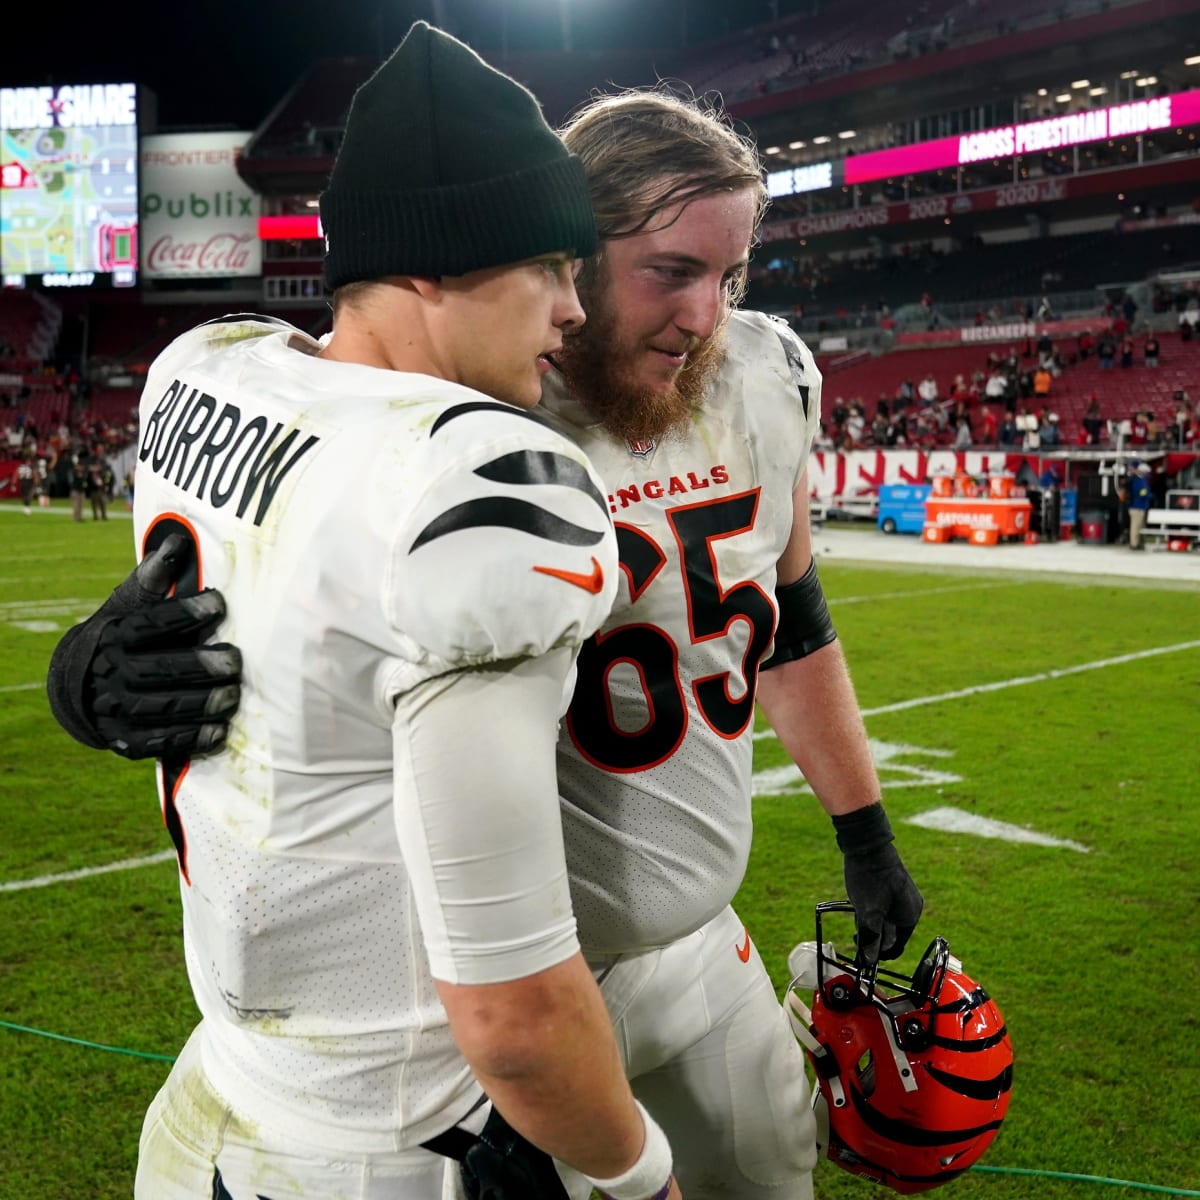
left=831, top=804, right=894, bottom=856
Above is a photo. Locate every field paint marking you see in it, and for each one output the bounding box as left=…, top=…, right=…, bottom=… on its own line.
left=754, top=739, right=961, bottom=796
left=0, top=598, right=101, bottom=612
left=906, top=806, right=1090, bottom=852
left=9, top=641, right=1194, bottom=887
left=0, top=575, right=119, bottom=587
left=830, top=581, right=1012, bottom=606
left=0, top=506, right=131, bottom=519
left=0, top=851, right=176, bottom=893
left=859, top=639, right=1200, bottom=717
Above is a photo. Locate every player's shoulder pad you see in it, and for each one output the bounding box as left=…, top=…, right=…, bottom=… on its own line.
left=387, top=397, right=619, bottom=669
left=728, top=310, right=821, bottom=421
left=152, top=314, right=299, bottom=376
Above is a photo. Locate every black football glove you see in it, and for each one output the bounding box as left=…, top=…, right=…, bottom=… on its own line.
left=46, top=533, right=242, bottom=760
left=461, top=1106, right=570, bottom=1200
left=832, top=803, right=924, bottom=968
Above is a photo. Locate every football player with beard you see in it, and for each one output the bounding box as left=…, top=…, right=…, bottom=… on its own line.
left=47, top=87, right=922, bottom=1200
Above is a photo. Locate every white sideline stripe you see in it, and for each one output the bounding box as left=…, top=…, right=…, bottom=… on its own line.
left=0, top=851, right=176, bottom=893
left=859, top=639, right=1200, bottom=717
left=906, top=806, right=1090, bottom=852
left=0, top=682, right=42, bottom=693
left=830, top=581, right=1012, bottom=606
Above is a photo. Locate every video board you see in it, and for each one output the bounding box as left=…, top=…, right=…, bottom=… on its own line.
left=0, top=83, right=139, bottom=289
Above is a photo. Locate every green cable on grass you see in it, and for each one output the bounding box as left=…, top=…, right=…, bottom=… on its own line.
left=971, top=1166, right=1200, bottom=1196
left=2, top=1021, right=1199, bottom=1196
left=0, top=1018, right=176, bottom=1063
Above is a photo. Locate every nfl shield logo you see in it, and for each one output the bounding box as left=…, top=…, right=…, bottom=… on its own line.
left=627, top=437, right=656, bottom=458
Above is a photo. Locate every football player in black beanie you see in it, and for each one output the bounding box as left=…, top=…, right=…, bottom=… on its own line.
left=48, top=21, right=680, bottom=1200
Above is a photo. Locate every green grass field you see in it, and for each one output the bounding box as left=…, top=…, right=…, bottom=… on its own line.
left=2, top=502, right=1198, bottom=1200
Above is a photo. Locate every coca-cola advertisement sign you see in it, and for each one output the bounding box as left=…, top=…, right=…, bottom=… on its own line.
left=140, top=132, right=261, bottom=278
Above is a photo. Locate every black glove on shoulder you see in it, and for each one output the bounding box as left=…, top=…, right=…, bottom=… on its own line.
left=461, top=1106, right=570, bottom=1200
left=46, top=533, right=242, bottom=760
left=833, top=803, right=924, bottom=967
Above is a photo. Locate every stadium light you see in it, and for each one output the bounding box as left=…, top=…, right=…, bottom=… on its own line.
left=765, top=145, right=781, bottom=154
left=1089, top=86, right=1108, bottom=96
left=1071, top=79, right=1090, bottom=88
left=1119, top=69, right=1140, bottom=79
left=837, top=129, right=856, bottom=138
left=1136, top=76, right=1158, bottom=86
left=1055, top=93, right=1072, bottom=102
left=1036, top=88, right=1048, bottom=96
left=788, top=140, right=806, bottom=149
left=1186, top=55, right=1200, bottom=66
left=812, top=135, right=831, bottom=143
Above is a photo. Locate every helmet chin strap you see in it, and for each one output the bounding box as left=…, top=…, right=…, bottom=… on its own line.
left=869, top=1000, right=920, bottom=1094
left=785, top=990, right=847, bottom=1111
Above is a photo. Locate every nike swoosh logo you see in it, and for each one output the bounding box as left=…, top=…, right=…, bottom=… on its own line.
left=736, top=927, right=751, bottom=963
left=533, top=556, right=605, bottom=594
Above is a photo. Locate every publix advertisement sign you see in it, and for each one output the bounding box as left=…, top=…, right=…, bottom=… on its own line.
left=140, top=132, right=261, bottom=278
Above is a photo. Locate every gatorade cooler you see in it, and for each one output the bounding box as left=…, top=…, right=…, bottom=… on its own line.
left=988, top=473, right=1014, bottom=499
left=931, top=475, right=953, bottom=497
left=1024, top=531, right=1040, bottom=545
left=923, top=523, right=951, bottom=543
left=969, top=527, right=1000, bottom=546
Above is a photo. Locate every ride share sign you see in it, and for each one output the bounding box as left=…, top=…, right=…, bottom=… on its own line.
left=140, top=132, right=260, bottom=278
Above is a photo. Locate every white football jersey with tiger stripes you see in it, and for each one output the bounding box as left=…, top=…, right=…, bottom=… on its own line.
left=540, top=309, right=822, bottom=955
left=131, top=316, right=617, bottom=1151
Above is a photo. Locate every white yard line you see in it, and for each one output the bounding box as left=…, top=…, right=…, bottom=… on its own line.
left=830, top=581, right=1013, bottom=605
left=5, top=638, right=1198, bottom=892
left=0, top=851, right=176, bottom=893
left=750, top=639, right=1200, bottom=734
left=859, top=639, right=1200, bottom=717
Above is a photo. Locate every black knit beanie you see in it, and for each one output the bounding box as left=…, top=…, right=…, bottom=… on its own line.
left=320, top=21, right=598, bottom=288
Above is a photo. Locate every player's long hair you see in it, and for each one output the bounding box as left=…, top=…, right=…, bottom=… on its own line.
left=560, top=86, right=767, bottom=308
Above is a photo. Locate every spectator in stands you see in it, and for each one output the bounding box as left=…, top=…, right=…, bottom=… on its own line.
left=984, top=369, right=1007, bottom=401
left=1097, top=335, right=1117, bottom=369
left=979, top=404, right=998, bottom=445
left=1173, top=397, right=1195, bottom=448
left=1130, top=410, right=1149, bottom=447
left=917, top=373, right=938, bottom=407
left=1121, top=293, right=1138, bottom=326
left=1033, top=366, right=1051, bottom=398
left=846, top=401, right=866, bottom=445
left=1039, top=412, right=1061, bottom=447
left=953, top=415, right=971, bottom=450
left=1180, top=299, right=1199, bottom=341
left=999, top=411, right=1019, bottom=446
left=1077, top=329, right=1095, bottom=360
left=1143, top=334, right=1160, bottom=367
left=1125, top=462, right=1154, bottom=551
left=1120, top=337, right=1135, bottom=369
left=1082, top=396, right=1105, bottom=446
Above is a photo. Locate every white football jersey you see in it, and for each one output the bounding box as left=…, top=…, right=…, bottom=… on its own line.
left=540, top=310, right=822, bottom=954
left=132, top=316, right=617, bottom=1151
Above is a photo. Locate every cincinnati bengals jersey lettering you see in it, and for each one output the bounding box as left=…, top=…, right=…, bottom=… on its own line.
left=539, top=310, right=822, bottom=954
left=132, top=317, right=616, bottom=1152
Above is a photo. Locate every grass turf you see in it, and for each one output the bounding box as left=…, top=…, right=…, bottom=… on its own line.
left=1, top=501, right=1198, bottom=1198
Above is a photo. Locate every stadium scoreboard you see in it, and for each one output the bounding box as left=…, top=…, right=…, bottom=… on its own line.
left=0, top=82, right=139, bottom=289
